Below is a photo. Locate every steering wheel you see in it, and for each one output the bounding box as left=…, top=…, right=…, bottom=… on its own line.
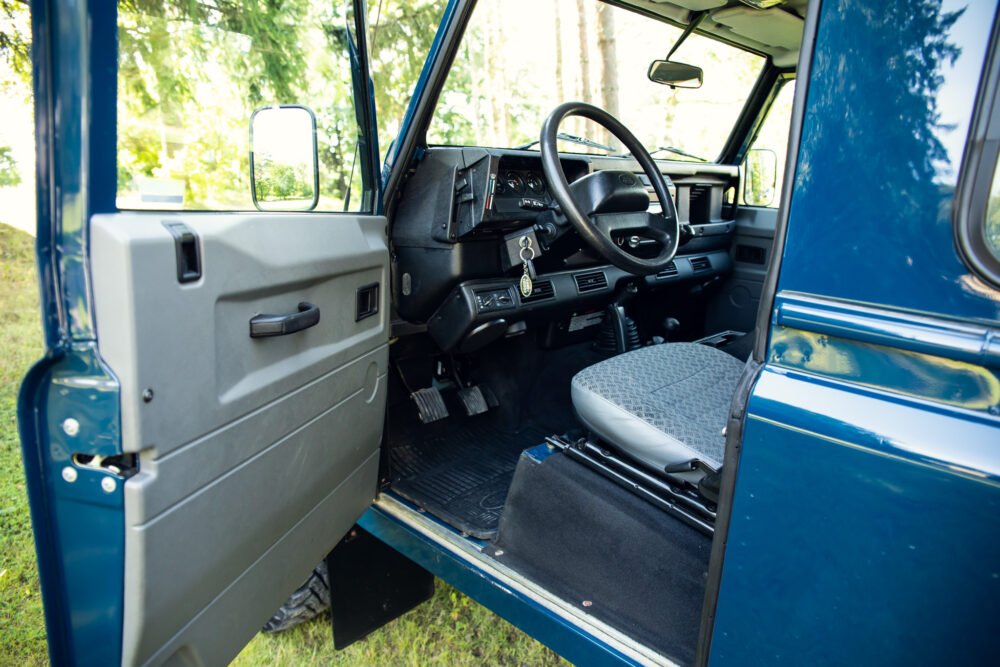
left=540, top=102, right=680, bottom=275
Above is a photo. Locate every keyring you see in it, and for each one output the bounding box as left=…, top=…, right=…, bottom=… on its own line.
left=520, top=245, right=535, bottom=262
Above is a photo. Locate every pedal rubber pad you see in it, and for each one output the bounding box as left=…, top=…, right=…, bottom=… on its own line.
left=457, top=385, right=489, bottom=416
left=412, top=387, right=449, bottom=424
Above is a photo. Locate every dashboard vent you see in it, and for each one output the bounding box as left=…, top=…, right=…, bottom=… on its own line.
left=689, top=184, right=710, bottom=202
left=690, top=256, right=711, bottom=272
left=574, top=271, right=608, bottom=293
left=521, top=280, right=554, bottom=303
left=655, top=261, right=678, bottom=279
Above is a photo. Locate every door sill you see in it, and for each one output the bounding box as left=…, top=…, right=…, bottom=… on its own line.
left=372, top=493, right=678, bottom=667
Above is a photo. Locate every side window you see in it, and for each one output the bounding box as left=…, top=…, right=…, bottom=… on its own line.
left=986, top=163, right=1000, bottom=261
left=742, top=80, right=795, bottom=208
left=116, top=0, right=367, bottom=212
left=955, top=30, right=1000, bottom=288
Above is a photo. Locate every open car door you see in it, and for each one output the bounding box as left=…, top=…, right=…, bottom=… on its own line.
left=18, top=1, right=388, bottom=665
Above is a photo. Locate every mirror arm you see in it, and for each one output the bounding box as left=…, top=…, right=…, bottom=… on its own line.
left=666, top=11, right=707, bottom=60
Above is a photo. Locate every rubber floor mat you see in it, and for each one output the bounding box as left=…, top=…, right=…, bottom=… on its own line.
left=389, top=416, right=548, bottom=539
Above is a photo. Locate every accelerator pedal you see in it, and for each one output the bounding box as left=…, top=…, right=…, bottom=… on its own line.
left=456, top=385, right=490, bottom=417
left=411, top=387, right=449, bottom=424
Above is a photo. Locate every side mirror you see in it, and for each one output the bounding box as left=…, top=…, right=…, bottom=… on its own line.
left=250, top=105, right=319, bottom=211
left=744, top=148, right=778, bottom=207
left=647, top=60, right=704, bottom=89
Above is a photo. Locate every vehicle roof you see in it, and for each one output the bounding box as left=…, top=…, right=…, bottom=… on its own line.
left=615, top=0, right=807, bottom=68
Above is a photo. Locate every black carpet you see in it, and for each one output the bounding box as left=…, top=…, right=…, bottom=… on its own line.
left=489, top=452, right=712, bottom=665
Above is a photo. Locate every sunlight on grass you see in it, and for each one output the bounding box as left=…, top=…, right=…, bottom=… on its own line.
left=0, top=222, right=564, bottom=665
left=0, top=222, right=47, bottom=666
left=236, top=585, right=567, bottom=666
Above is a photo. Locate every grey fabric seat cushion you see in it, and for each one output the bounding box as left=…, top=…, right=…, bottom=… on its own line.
left=571, top=343, right=744, bottom=471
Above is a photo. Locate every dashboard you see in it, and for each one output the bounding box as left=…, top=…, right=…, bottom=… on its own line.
left=390, top=146, right=739, bottom=351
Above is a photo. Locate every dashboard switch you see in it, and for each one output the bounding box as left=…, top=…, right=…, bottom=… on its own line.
left=474, top=288, right=516, bottom=313
left=519, top=198, right=547, bottom=211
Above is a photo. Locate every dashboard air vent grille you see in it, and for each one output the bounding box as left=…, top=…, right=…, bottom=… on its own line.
left=656, top=261, right=678, bottom=279
left=689, top=184, right=709, bottom=202
left=521, top=280, right=554, bottom=303
left=690, top=256, right=711, bottom=272
left=574, top=271, right=608, bottom=293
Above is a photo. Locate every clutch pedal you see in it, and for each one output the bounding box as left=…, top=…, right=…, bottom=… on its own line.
left=411, top=387, right=449, bottom=424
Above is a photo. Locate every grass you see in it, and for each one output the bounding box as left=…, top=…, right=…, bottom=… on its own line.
left=0, top=222, right=47, bottom=666
left=0, top=222, right=565, bottom=666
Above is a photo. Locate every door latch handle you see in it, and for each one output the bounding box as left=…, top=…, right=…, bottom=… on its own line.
left=249, top=302, right=320, bottom=338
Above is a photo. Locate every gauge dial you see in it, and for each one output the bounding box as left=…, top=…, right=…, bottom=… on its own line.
left=526, top=173, right=544, bottom=194
left=503, top=171, right=525, bottom=194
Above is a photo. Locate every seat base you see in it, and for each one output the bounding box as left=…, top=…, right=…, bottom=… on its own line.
left=571, top=342, right=745, bottom=473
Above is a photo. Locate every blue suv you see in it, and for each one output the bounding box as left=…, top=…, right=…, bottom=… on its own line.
left=18, top=0, right=1000, bottom=665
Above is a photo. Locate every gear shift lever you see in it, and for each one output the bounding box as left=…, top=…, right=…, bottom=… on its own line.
left=663, top=317, right=680, bottom=342
left=602, top=283, right=640, bottom=354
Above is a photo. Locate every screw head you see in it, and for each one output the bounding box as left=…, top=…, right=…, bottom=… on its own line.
left=101, top=477, right=117, bottom=494
left=62, top=418, right=80, bottom=437
left=142, top=388, right=154, bottom=403
left=61, top=467, right=78, bottom=483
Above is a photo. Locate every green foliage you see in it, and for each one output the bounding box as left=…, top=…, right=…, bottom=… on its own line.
left=369, top=0, right=455, bottom=152
left=254, top=158, right=313, bottom=202
left=986, top=192, right=1000, bottom=258
left=0, top=223, right=48, bottom=666
left=0, top=0, right=30, bottom=85
left=0, top=145, right=20, bottom=187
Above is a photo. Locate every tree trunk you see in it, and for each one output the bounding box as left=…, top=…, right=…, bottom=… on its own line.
left=596, top=3, right=620, bottom=150
left=555, top=3, right=565, bottom=102
left=575, top=0, right=592, bottom=136
left=482, top=2, right=510, bottom=146
left=576, top=0, right=591, bottom=103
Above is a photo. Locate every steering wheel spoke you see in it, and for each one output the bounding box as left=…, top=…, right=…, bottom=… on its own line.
left=540, top=102, right=680, bottom=275
left=592, top=211, right=654, bottom=237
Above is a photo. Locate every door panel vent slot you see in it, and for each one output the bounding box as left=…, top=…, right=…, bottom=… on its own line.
left=656, top=261, right=678, bottom=279
left=574, top=271, right=608, bottom=293
left=521, top=280, right=554, bottom=303
left=690, top=256, right=711, bottom=272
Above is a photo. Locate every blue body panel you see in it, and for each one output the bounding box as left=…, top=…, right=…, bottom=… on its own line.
left=710, top=0, right=1000, bottom=663
left=775, top=0, right=999, bottom=323
left=18, top=1, right=126, bottom=665
left=22, top=0, right=1000, bottom=664
left=713, top=370, right=1000, bottom=664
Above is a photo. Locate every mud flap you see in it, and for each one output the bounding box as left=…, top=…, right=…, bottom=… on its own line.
left=327, top=525, right=434, bottom=649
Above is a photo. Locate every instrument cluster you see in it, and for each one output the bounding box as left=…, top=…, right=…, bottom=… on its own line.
left=493, top=170, right=546, bottom=197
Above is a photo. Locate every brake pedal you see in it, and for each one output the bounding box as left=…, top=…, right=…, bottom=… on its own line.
left=456, top=385, right=489, bottom=416
left=411, top=387, right=449, bottom=423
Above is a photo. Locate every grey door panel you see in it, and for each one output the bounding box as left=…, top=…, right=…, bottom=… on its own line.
left=90, top=213, right=389, bottom=667
left=706, top=206, right=777, bottom=334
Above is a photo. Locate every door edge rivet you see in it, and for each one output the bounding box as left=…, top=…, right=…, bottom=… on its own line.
left=61, top=467, right=78, bottom=483
left=62, top=418, right=80, bottom=437
left=101, top=477, right=117, bottom=493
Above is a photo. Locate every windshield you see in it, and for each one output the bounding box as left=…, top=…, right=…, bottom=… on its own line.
left=428, top=0, right=765, bottom=160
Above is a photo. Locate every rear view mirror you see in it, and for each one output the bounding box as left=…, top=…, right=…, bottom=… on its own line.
left=250, top=105, right=319, bottom=211
left=744, top=148, right=778, bottom=207
left=647, top=60, right=704, bottom=89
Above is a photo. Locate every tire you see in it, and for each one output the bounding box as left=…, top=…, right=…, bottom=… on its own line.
left=262, top=561, right=331, bottom=633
